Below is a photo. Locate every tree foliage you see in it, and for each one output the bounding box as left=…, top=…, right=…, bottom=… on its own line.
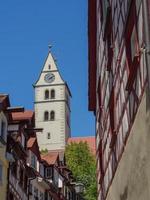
left=65, top=141, right=97, bottom=200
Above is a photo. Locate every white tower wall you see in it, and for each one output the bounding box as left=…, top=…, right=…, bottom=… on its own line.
left=34, top=51, right=71, bottom=151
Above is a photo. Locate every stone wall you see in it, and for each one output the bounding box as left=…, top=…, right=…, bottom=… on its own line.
left=107, top=87, right=150, bottom=200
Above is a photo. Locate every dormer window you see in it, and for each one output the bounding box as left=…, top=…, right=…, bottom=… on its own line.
left=45, top=90, right=49, bottom=99
left=48, top=64, right=51, bottom=69
left=45, top=167, right=53, bottom=179
left=50, top=111, right=55, bottom=121
left=50, top=89, right=55, bottom=99
left=44, top=111, right=49, bottom=121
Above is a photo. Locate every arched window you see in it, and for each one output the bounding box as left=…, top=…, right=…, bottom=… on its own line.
left=47, top=132, right=51, bottom=139
left=45, top=90, right=49, bottom=99
left=50, top=89, right=55, bottom=99
left=50, top=111, right=55, bottom=121
left=44, top=111, right=49, bottom=121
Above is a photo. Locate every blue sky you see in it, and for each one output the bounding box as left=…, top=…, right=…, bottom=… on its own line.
left=0, top=0, right=95, bottom=137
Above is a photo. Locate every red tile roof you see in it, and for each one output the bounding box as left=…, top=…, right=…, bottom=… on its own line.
left=27, top=136, right=41, bottom=160
left=12, top=110, right=34, bottom=121
left=68, top=136, right=96, bottom=155
left=41, top=152, right=59, bottom=165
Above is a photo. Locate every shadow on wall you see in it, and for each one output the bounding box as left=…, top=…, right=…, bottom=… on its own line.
left=120, top=186, right=128, bottom=200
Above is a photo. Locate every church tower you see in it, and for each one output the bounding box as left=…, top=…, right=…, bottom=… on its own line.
left=34, top=50, right=71, bottom=151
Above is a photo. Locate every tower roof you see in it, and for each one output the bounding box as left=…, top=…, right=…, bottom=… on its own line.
left=68, top=136, right=96, bottom=155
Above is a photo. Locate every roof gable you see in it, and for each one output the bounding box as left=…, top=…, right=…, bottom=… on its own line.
left=34, top=51, right=65, bottom=86
left=27, top=137, right=41, bottom=159
left=41, top=152, right=59, bottom=165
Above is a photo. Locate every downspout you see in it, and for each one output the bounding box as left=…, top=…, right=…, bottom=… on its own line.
left=143, top=0, right=150, bottom=91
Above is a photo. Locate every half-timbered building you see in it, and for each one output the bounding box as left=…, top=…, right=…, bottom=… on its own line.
left=7, top=110, right=36, bottom=200
left=88, top=0, right=150, bottom=199
left=0, top=94, right=11, bottom=200
left=6, top=108, right=82, bottom=200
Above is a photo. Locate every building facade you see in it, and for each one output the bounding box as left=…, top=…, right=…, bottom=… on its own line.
left=6, top=108, right=81, bottom=200
left=0, top=95, right=10, bottom=200
left=88, top=0, right=150, bottom=199
left=34, top=51, right=71, bottom=151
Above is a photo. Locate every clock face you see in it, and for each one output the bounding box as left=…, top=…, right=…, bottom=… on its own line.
left=44, top=73, right=55, bottom=83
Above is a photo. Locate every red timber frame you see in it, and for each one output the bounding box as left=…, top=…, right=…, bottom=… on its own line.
left=95, top=0, right=147, bottom=199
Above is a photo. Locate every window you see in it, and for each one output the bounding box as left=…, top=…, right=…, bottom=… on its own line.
left=0, top=164, right=2, bottom=183
left=109, top=87, right=115, bottom=134
left=45, top=191, right=53, bottom=200
left=109, top=87, right=117, bottom=148
left=40, top=192, right=44, bottom=200
left=101, top=0, right=111, bottom=37
left=50, top=111, right=55, bottom=121
left=1, top=121, right=6, bottom=140
left=31, top=154, right=36, bottom=169
left=99, top=140, right=104, bottom=183
left=24, top=175, right=28, bottom=192
left=11, top=162, right=17, bottom=177
left=45, top=90, right=49, bottom=99
left=29, top=184, right=32, bottom=195
left=125, top=0, right=139, bottom=90
left=44, top=111, right=49, bottom=121
left=48, top=64, right=51, bottom=69
left=19, top=168, right=24, bottom=187
left=50, top=89, right=55, bottom=99
left=97, top=77, right=102, bottom=121
left=34, top=187, right=38, bottom=199
left=45, top=167, right=53, bottom=178
left=47, top=132, right=51, bottom=139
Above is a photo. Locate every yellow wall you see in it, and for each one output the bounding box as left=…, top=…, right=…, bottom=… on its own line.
left=0, top=145, right=9, bottom=200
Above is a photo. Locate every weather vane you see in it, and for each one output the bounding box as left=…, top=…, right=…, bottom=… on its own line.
left=48, top=44, right=52, bottom=50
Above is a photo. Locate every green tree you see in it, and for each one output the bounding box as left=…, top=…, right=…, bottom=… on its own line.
left=65, top=141, right=97, bottom=200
